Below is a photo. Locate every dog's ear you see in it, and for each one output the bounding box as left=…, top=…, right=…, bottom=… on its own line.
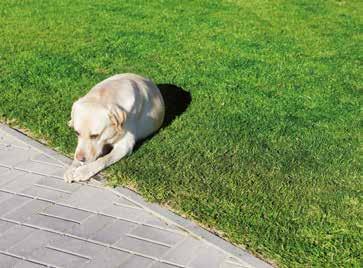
left=68, top=103, right=75, bottom=128
left=108, top=104, right=127, bottom=133
left=68, top=100, right=80, bottom=128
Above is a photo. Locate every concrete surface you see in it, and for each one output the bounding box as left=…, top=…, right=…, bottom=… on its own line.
left=0, top=124, right=272, bottom=268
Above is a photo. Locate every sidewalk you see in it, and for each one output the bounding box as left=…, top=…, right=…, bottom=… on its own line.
left=0, top=124, right=272, bottom=268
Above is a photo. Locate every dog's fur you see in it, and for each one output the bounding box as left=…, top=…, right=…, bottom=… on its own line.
left=64, top=73, right=165, bottom=183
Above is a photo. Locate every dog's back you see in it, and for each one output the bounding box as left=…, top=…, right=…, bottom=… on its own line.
left=84, top=73, right=165, bottom=140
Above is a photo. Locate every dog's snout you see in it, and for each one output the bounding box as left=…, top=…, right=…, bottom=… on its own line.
left=75, top=151, right=86, bottom=162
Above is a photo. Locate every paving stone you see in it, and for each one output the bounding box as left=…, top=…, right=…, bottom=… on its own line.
left=120, top=255, right=153, bottom=268
left=129, top=224, right=185, bottom=246
left=15, top=159, right=66, bottom=178
left=221, top=257, right=254, bottom=268
left=221, top=260, right=252, bottom=268
left=49, top=167, right=68, bottom=179
left=35, top=176, right=81, bottom=193
left=0, top=191, right=12, bottom=204
left=0, top=224, right=36, bottom=250
left=0, top=195, right=31, bottom=217
left=0, top=146, right=34, bottom=166
left=139, top=212, right=181, bottom=232
left=189, top=246, right=226, bottom=268
left=43, top=204, right=92, bottom=223
left=5, top=199, right=78, bottom=232
left=31, top=153, right=64, bottom=166
left=2, top=172, right=43, bottom=192
left=27, top=213, right=78, bottom=233
left=0, top=132, right=30, bottom=149
left=30, top=247, right=89, bottom=267
left=0, top=219, right=15, bottom=235
left=163, top=237, right=203, bottom=265
left=8, top=229, right=61, bottom=257
left=82, top=248, right=131, bottom=268
left=22, top=183, right=69, bottom=202
left=0, top=166, right=11, bottom=176
left=114, top=235, right=170, bottom=258
left=151, top=262, right=181, bottom=268
left=114, top=196, right=143, bottom=209
left=90, top=219, right=136, bottom=244
left=69, top=214, right=115, bottom=238
left=49, top=236, right=131, bottom=268
left=0, top=170, right=26, bottom=187
left=0, top=253, right=19, bottom=267
left=59, top=186, right=118, bottom=212
left=12, top=260, right=44, bottom=268
left=4, top=199, right=51, bottom=222
left=101, top=203, right=152, bottom=222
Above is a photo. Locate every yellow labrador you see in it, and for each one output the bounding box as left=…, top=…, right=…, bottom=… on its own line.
left=64, top=73, right=165, bottom=183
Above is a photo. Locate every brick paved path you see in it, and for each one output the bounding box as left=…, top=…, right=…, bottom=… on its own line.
left=0, top=124, right=271, bottom=268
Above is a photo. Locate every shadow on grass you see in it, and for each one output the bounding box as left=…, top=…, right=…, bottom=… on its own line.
left=158, top=84, right=192, bottom=128
left=133, top=84, right=191, bottom=151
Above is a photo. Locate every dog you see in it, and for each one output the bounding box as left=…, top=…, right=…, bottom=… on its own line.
left=64, top=73, right=165, bottom=183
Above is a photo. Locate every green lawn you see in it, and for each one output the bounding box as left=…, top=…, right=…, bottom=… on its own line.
left=0, top=0, right=361, bottom=266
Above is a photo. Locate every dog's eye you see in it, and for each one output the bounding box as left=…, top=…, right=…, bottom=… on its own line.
left=90, top=134, right=99, bottom=139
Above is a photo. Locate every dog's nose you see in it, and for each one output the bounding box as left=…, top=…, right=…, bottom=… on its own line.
left=75, top=152, right=86, bottom=162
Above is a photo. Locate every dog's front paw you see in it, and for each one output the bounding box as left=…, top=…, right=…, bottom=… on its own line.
left=64, top=166, right=77, bottom=183
left=71, top=165, right=93, bottom=182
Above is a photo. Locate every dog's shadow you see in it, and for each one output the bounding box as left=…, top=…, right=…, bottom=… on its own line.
left=133, top=84, right=191, bottom=151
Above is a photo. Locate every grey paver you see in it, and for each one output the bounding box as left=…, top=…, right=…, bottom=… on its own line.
left=101, top=202, right=151, bottom=222
left=189, top=246, right=227, bottom=268
left=30, top=247, right=89, bottom=267
left=15, top=159, right=66, bottom=179
left=114, top=196, right=143, bottom=209
left=129, top=224, right=185, bottom=246
left=8, top=229, right=61, bottom=258
left=0, top=253, right=19, bottom=267
left=0, top=195, right=31, bottom=217
left=120, top=255, right=153, bottom=268
left=31, top=153, right=64, bottom=166
left=4, top=199, right=50, bottom=222
left=221, top=261, right=252, bottom=268
left=0, top=170, right=26, bottom=187
left=2, top=173, right=43, bottom=192
left=0, top=219, right=15, bottom=235
left=59, top=185, right=118, bottom=212
left=12, top=260, right=44, bottom=268
left=22, top=184, right=69, bottom=202
left=163, top=237, right=203, bottom=265
left=43, top=204, right=92, bottom=223
left=151, top=262, right=182, bottom=268
left=0, top=224, right=36, bottom=250
left=0, top=124, right=272, bottom=268
left=27, top=213, right=78, bottom=233
left=0, top=146, right=34, bottom=166
left=49, top=236, right=131, bottom=267
left=0, top=166, right=10, bottom=176
left=69, top=214, right=114, bottom=238
left=114, top=235, right=171, bottom=258
left=90, top=219, right=136, bottom=244
left=35, top=176, right=81, bottom=193
left=0, top=191, right=12, bottom=204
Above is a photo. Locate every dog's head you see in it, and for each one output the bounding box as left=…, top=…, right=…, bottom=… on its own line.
left=68, top=100, right=126, bottom=163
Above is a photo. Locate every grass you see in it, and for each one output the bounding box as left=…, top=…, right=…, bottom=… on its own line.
left=0, top=0, right=361, bottom=266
